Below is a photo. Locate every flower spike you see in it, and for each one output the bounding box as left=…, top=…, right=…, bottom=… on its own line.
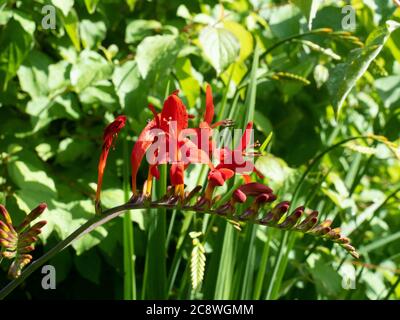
left=0, top=203, right=48, bottom=278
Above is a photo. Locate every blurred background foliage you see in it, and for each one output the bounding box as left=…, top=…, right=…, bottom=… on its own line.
left=0, top=0, right=400, bottom=299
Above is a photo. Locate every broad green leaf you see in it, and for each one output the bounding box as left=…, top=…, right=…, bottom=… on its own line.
left=328, top=20, right=400, bottom=118
left=375, top=75, right=400, bottom=108
left=199, top=25, right=240, bottom=74
left=17, top=51, right=52, bottom=98
left=125, top=19, right=162, bottom=44
left=175, top=57, right=200, bottom=107
left=84, top=0, right=100, bottom=14
left=223, top=21, right=253, bottom=62
left=8, top=156, right=57, bottom=197
left=136, top=34, right=181, bottom=79
left=79, top=80, right=118, bottom=110
left=309, top=258, right=342, bottom=297
left=52, top=0, right=74, bottom=17
left=48, top=60, right=72, bottom=93
left=268, top=4, right=301, bottom=38
left=255, top=154, right=293, bottom=189
left=292, top=0, right=322, bottom=30
left=56, top=138, right=94, bottom=165
left=26, top=94, right=80, bottom=132
left=70, top=200, right=108, bottom=255
left=0, top=18, right=33, bottom=89
left=74, top=250, right=102, bottom=283
left=112, top=60, right=148, bottom=113
left=70, top=50, right=113, bottom=92
left=80, top=19, right=106, bottom=49
left=12, top=10, right=36, bottom=34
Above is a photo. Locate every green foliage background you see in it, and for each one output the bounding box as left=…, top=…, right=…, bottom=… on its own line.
left=0, top=0, right=400, bottom=299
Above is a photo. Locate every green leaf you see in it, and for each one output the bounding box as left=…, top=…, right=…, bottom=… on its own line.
left=199, top=25, right=240, bottom=74
left=0, top=18, right=33, bottom=89
left=375, top=75, right=400, bottom=108
left=328, top=20, right=400, bottom=118
left=7, top=150, right=57, bottom=198
left=79, top=81, right=118, bottom=109
left=12, top=10, right=36, bottom=34
left=80, top=19, right=106, bottom=49
left=84, top=0, right=100, bottom=14
left=56, top=138, right=94, bottom=165
left=48, top=60, right=72, bottom=94
left=52, top=0, right=74, bottom=17
left=74, top=249, right=101, bottom=284
left=62, top=9, right=81, bottom=51
left=136, top=35, right=181, bottom=79
left=255, top=154, right=294, bottom=189
left=26, top=93, right=81, bottom=132
left=223, top=21, right=253, bottom=62
left=126, top=0, right=137, bottom=11
left=17, top=51, right=52, bottom=98
left=292, top=0, right=322, bottom=30
left=112, top=60, right=148, bottom=113
left=70, top=200, right=108, bottom=255
left=70, top=50, right=113, bottom=92
left=175, top=57, right=200, bottom=107
left=125, top=19, right=161, bottom=44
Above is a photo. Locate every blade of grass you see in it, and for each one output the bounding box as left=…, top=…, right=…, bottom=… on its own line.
left=142, top=164, right=167, bottom=299
left=253, top=228, right=272, bottom=299
left=122, top=138, right=136, bottom=300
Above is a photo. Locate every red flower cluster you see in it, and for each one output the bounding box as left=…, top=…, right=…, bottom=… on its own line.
left=94, top=86, right=359, bottom=259
left=96, top=85, right=261, bottom=206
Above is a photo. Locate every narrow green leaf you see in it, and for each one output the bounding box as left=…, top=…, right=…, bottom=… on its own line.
left=328, top=21, right=400, bottom=118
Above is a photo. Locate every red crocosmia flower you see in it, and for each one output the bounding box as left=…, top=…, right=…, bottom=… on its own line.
left=131, top=91, right=212, bottom=198
left=96, top=115, right=126, bottom=207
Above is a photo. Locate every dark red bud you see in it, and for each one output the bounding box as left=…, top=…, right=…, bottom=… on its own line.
left=233, top=189, right=247, bottom=203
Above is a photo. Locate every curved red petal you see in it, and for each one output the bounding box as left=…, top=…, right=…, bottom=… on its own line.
left=160, top=93, right=188, bottom=134
left=204, top=84, right=214, bottom=125
left=96, top=115, right=127, bottom=203
left=240, top=122, right=253, bottom=151
left=131, top=119, right=159, bottom=193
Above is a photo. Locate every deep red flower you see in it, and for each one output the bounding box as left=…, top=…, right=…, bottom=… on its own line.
left=96, top=115, right=126, bottom=206
left=131, top=91, right=213, bottom=198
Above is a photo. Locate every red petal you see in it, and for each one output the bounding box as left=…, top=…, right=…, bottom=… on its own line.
left=96, top=115, right=126, bottom=202
left=219, top=168, right=234, bottom=181
left=240, top=122, right=253, bottom=151
left=204, top=84, right=214, bottom=125
left=150, top=165, right=160, bottom=180
left=131, top=119, right=159, bottom=193
left=170, top=162, right=184, bottom=186
left=160, top=93, right=188, bottom=134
